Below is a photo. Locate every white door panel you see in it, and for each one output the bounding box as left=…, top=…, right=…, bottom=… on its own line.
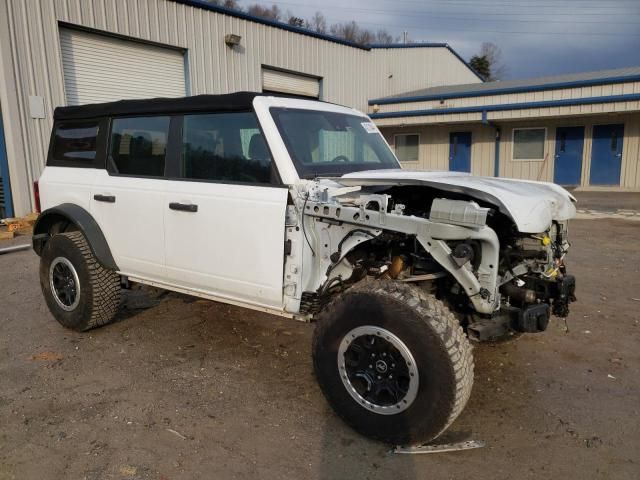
left=91, top=171, right=166, bottom=278
left=164, top=180, right=288, bottom=308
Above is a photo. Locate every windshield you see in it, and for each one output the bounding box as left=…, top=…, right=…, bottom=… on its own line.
left=270, top=108, right=400, bottom=178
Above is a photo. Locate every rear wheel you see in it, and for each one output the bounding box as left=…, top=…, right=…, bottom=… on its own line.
left=312, top=280, right=474, bottom=445
left=39, top=231, right=121, bottom=331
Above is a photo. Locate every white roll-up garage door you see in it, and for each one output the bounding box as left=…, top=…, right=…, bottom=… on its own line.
left=262, top=67, right=320, bottom=98
left=60, top=29, right=187, bottom=106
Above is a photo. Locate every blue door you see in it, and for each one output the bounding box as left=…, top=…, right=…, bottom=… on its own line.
left=553, top=126, right=584, bottom=186
left=449, top=132, right=471, bottom=172
left=0, top=111, right=14, bottom=218
left=590, top=124, right=624, bottom=185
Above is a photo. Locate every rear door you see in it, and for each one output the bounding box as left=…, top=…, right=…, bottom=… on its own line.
left=90, top=116, right=171, bottom=279
left=163, top=111, right=288, bottom=309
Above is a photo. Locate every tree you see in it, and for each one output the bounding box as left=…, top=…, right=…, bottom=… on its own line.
left=328, top=21, right=389, bottom=45
left=204, top=0, right=240, bottom=9
left=469, top=55, right=491, bottom=81
left=469, top=42, right=506, bottom=81
left=329, top=21, right=359, bottom=42
left=246, top=4, right=281, bottom=21
left=309, top=11, right=327, bottom=34
left=287, top=16, right=305, bottom=27
left=374, top=29, right=394, bottom=44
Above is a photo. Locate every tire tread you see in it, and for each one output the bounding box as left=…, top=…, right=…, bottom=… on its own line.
left=313, top=280, right=474, bottom=443
left=61, top=231, right=121, bottom=330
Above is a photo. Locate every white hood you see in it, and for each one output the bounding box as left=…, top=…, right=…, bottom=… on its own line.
left=333, top=169, right=577, bottom=233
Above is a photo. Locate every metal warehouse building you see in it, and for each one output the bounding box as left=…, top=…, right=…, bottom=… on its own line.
left=370, top=68, right=640, bottom=190
left=0, top=0, right=481, bottom=217
left=1, top=0, right=638, bottom=219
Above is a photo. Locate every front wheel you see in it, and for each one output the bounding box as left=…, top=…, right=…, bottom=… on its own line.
left=39, top=231, right=121, bottom=331
left=312, top=280, right=474, bottom=445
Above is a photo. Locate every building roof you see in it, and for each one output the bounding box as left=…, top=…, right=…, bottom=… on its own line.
left=170, top=0, right=479, bottom=84
left=370, top=66, right=640, bottom=105
left=54, top=92, right=263, bottom=120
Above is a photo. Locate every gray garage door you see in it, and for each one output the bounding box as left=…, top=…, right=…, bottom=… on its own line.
left=262, top=67, right=320, bottom=98
left=60, top=28, right=187, bottom=106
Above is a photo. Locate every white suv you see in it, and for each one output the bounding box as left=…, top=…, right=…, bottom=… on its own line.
left=33, top=92, right=577, bottom=445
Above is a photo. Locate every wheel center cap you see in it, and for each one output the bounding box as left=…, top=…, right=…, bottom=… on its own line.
left=375, top=359, right=388, bottom=373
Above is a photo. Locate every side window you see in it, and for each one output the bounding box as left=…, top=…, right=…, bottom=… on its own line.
left=108, top=116, right=170, bottom=177
left=51, top=121, right=100, bottom=163
left=181, top=112, right=273, bottom=184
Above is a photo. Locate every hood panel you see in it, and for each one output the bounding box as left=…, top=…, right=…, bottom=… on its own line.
left=333, top=169, right=577, bottom=233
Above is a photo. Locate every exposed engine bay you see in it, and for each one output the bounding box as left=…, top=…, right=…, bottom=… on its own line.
left=292, top=181, right=577, bottom=342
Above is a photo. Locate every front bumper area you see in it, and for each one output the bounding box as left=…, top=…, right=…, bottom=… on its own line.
left=468, top=274, right=577, bottom=342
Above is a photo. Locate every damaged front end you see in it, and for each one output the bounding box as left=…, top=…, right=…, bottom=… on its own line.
left=294, top=176, right=576, bottom=342
left=469, top=220, right=577, bottom=342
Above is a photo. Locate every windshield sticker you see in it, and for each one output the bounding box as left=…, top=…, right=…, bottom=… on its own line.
left=361, top=122, right=378, bottom=133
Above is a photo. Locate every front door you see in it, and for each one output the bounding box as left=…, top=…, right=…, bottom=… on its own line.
left=163, top=112, right=288, bottom=309
left=590, top=124, right=624, bottom=185
left=553, top=126, right=584, bottom=186
left=449, top=132, right=471, bottom=172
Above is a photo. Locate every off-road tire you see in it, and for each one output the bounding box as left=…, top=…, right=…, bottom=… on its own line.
left=312, top=280, right=474, bottom=445
left=39, top=231, right=121, bottom=331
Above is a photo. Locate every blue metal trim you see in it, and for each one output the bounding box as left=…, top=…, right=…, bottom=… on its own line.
left=370, top=74, right=640, bottom=105
left=170, top=0, right=369, bottom=50
left=369, top=93, right=640, bottom=119
left=0, top=113, right=14, bottom=218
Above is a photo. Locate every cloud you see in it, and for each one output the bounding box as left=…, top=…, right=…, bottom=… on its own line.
left=240, top=0, right=640, bottom=79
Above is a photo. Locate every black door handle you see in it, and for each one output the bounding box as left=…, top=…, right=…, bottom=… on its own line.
left=93, top=194, right=116, bottom=203
left=169, top=202, right=198, bottom=213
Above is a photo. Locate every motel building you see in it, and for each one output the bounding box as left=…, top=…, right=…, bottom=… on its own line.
left=1, top=0, right=639, bottom=218
left=370, top=68, right=640, bottom=191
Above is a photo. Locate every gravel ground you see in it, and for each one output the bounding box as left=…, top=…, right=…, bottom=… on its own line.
left=0, top=219, right=639, bottom=480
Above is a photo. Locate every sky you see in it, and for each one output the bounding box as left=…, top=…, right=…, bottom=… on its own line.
left=238, top=0, right=640, bottom=80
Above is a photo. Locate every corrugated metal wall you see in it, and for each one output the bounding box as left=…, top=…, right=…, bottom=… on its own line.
left=372, top=81, right=640, bottom=116
left=0, top=0, right=480, bottom=215
left=381, top=124, right=495, bottom=177
left=379, top=113, right=640, bottom=188
left=498, top=114, right=640, bottom=188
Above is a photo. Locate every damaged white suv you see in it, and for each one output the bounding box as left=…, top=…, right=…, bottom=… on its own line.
left=33, top=92, right=576, bottom=445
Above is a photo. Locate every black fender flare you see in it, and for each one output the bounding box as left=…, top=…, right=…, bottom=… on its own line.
left=32, top=204, right=119, bottom=271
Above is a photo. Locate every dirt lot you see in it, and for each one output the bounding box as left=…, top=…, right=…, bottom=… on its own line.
left=1, top=218, right=639, bottom=480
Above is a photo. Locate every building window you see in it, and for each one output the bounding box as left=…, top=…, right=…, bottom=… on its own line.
left=395, top=134, right=419, bottom=162
left=108, top=116, right=170, bottom=177
left=512, top=128, right=546, bottom=161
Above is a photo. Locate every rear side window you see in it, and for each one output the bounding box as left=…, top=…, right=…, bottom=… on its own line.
left=108, top=116, right=170, bottom=177
left=51, top=121, right=100, bottom=163
left=181, top=112, right=273, bottom=184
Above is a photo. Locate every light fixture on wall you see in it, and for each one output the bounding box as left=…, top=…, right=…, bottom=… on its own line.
left=224, top=34, right=242, bottom=47
left=372, top=104, right=380, bottom=113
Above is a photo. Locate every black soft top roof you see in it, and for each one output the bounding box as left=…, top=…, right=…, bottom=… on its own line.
left=54, top=91, right=263, bottom=121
